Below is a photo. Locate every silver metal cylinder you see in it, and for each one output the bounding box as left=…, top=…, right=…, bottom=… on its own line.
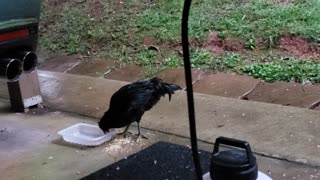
left=16, top=51, right=38, bottom=73
left=0, top=58, right=22, bottom=81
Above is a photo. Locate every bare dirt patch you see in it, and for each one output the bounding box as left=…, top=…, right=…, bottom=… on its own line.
left=39, top=0, right=68, bottom=32
left=206, top=32, right=245, bottom=54
left=88, top=0, right=104, bottom=17
left=47, top=0, right=69, bottom=6
left=280, top=35, right=320, bottom=59
left=271, top=0, right=294, bottom=6
left=206, top=32, right=320, bottom=60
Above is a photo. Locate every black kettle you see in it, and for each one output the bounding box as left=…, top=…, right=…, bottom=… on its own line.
left=210, top=136, right=258, bottom=180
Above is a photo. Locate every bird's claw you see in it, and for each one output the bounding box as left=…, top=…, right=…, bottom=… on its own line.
left=135, top=134, right=148, bottom=140
left=117, top=131, right=132, bottom=138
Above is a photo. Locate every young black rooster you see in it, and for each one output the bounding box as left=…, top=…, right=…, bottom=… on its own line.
left=98, top=77, right=181, bottom=139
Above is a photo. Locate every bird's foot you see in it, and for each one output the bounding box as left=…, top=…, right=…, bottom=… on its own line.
left=117, top=131, right=132, bottom=138
left=135, top=134, right=148, bottom=140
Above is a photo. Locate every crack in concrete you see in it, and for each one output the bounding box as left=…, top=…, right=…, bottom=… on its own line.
left=182, top=71, right=206, bottom=91
left=308, top=99, right=320, bottom=110
left=239, top=81, right=263, bottom=100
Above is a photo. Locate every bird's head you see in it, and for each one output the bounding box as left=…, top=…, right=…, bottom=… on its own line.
left=98, top=111, right=111, bottom=134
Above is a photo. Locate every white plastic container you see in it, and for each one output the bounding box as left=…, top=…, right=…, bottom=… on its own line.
left=57, top=123, right=115, bottom=146
left=202, top=171, right=272, bottom=180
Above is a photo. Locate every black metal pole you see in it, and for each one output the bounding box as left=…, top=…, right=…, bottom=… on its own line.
left=181, top=0, right=203, bottom=179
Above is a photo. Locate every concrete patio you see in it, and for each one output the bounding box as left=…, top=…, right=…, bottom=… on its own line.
left=1, top=70, right=320, bottom=179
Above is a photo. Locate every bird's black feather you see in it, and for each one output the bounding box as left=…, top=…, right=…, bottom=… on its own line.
left=98, top=77, right=181, bottom=134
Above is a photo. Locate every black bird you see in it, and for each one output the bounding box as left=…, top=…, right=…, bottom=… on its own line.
left=98, top=77, right=181, bottom=138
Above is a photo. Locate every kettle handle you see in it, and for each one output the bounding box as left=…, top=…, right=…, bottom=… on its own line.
left=213, top=136, right=255, bottom=164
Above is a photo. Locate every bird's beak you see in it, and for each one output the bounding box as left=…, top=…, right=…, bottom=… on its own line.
left=103, top=129, right=109, bottom=134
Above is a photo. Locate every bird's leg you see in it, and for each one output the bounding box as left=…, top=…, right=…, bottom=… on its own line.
left=117, top=123, right=132, bottom=138
left=136, top=122, right=148, bottom=139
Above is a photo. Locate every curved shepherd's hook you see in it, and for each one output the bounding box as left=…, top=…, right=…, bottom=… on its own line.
left=181, top=0, right=203, bottom=179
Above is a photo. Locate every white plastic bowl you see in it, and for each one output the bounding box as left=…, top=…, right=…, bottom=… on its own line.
left=202, top=171, right=272, bottom=180
left=57, top=123, right=115, bottom=146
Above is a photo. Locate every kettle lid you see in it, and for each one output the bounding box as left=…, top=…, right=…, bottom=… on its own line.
left=210, top=137, right=258, bottom=180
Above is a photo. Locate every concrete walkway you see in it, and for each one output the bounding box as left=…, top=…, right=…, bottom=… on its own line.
left=1, top=99, right=320, bottom=180
left=38, top=55, right=320, bottom=110
left=1, top=70, right=319, bottom=167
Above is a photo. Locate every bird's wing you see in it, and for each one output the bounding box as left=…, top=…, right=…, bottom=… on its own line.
left=109, top=82, right=154, bottom=111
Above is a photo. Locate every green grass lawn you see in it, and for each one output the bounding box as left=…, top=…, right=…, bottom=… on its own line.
left=39, top=0, right=320, bottom=83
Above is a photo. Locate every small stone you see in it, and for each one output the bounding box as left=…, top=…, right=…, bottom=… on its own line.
left=88, top=87, right=93, bottom=90
left=116, top=167, right=120, bottom=170
left=76, top=171, right=80, bottom=175
left=48, top=156, right=53, bottom=160
left=154, top=160, right=157, bottom=165
left=283, top=173, right=286, bottom=177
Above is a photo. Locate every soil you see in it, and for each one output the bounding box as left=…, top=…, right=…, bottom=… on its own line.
left=280, top=35, right=320, bottom=59
left=206, top=32, right=320, bottom=59
left=271, top=0, right=295, bottom=6
left=39, top=0, right=67, bottom=33
left=88, top=0, right=104, bottom=17
left=47, top=0, right=69, bottom=7
left=206, top=32, right=245, bottom=54
left=143, top=37, right=202, bottom=57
